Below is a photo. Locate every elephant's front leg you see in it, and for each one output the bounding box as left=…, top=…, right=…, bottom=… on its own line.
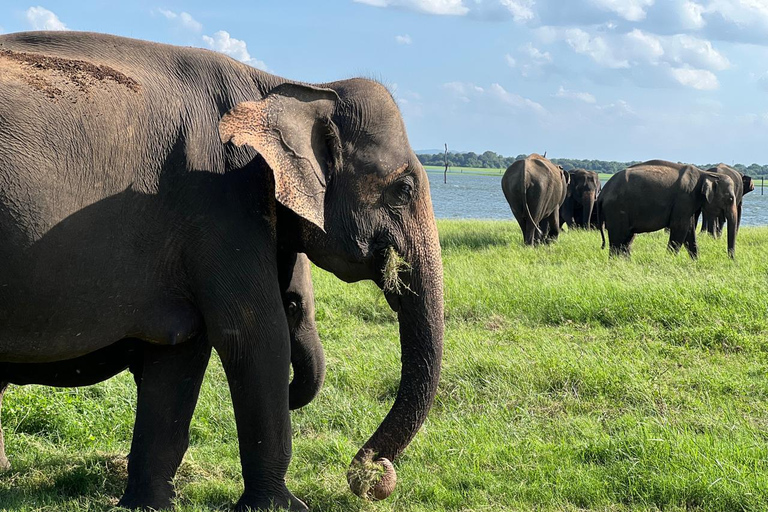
left=204, top=279, right=306, bottom=512
left=119, top=336, right=211, bottom=510
left=0, top=382, right=9, bottom=471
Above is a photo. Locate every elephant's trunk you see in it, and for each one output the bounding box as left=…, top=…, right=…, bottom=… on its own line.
left=288, top=323, right=325, bottom=410
left=347, top=216, right=444, bottom=501
left=580, top=191, right=596, bottom=228
left=726, top=203, right=737, bottom=258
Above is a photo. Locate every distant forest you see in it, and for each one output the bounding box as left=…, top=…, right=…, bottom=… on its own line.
left=416, top=151, right=768, bottom=176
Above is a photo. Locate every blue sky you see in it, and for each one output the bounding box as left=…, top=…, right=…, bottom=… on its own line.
left=2, top=1, right=767, bottom=163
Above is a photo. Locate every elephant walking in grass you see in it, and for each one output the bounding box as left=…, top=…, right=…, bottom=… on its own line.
left=0, top=253, right=323, bottom=472
left=502, top=154, right=570, bottom=245
left=560, top=169, right=601, bottom=229
left=700, top=164, right=754, bottom=238
left=0, top=31, right=444, bottom=511
left=598, top=160, right=738, bottom=258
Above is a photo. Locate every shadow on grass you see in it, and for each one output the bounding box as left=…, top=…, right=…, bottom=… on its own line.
left=0, top=452, right=127, bottom=510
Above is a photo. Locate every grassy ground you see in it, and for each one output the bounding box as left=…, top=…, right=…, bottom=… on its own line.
left=1, top=221, right=767, bottom=511
left=424, top=166, right=614, bottom=181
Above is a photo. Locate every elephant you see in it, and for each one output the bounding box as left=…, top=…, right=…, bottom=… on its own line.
left=700, top=165, right=754, bottom=238
left=0, top=31, right=444, bottom=511
left=0, top=252, right=324, bottom=473
left=598, top=160, right=738, bottom=258
left=559, top=169, right=601, bottom=229
left=502, top=154, right=570, bottom=245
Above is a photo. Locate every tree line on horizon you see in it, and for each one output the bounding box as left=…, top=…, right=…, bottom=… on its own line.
left=416, top=151, right=768, bottom=176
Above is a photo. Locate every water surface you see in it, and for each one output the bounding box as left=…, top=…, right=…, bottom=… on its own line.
left=428, top=172, right=768, bottom=226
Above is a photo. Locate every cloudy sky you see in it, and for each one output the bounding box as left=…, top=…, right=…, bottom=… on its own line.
left=2, top=1, right=767, bottom=163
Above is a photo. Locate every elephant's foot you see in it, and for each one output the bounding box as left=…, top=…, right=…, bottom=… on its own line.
left=235, top=488, right=308, bottom=512
left=117, top=485, right=174, bottom=511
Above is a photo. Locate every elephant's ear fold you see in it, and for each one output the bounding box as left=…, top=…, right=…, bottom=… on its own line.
left=562, top=169, right=571, bottom=185
left=702, top=175, right=719, bottom=204
left=219, top=83, right=342, bottom=231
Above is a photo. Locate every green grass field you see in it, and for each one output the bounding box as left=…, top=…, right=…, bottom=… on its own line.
left=1, top=221, right=767, bottom=511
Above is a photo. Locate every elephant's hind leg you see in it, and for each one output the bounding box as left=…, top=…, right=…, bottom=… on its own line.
left=118, top=336, right=211, bottom=510
left=0, top=382, right=9, bottom=471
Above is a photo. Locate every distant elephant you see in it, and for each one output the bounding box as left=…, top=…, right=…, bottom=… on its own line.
left=0, top=31, right=444, bottom=511
left=700, top=165, right=754, bottom=238
left=502, top=154, right=570, bottom=245
left=0, top=252, right=323, bottom=471
left=559, top=168, right=601, bottom=229
left=598, top=160, right=738, bottom=258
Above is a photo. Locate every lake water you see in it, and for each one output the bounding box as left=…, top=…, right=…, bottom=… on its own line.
left=427, top=172, right=768, bottom=226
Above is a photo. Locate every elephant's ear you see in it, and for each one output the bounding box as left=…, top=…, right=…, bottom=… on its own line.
left=219, top=83, right=342, bottom=231
left=702, top=175, right=719, bottom=204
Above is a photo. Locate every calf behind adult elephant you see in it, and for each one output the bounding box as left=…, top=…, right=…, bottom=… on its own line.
left=700, top=164, right=752, bottom=238
left=560, top=168, right=601, bottom=229
left=502, top=154, right=569, bottom=245
left=0, top=31, right=444, bottom=511
left=0, top=252, right=323, bottom=472
left=598, top=160, right=738, bottom=258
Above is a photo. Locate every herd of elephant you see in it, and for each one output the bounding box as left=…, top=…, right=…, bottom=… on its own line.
left=501, top=154, right=755, bottom=258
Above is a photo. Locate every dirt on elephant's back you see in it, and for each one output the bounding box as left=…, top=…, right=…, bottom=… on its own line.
left=0, top=48, right=140, bottom=99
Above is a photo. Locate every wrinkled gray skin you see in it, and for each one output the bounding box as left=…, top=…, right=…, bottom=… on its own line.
left=598, top=160, right=738, bottom=259
left=502, top=154, right=570, bottom=245
left=0, top=253, right=323, bottom=472
left=700, top=165, right=753, bottom=238
left=559, top=169, right=601, bottom=229
left=0, top=32, right=443, bottom=511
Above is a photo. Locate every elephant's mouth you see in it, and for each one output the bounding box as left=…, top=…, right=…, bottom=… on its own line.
left=373, top=245, right=412, bottom=313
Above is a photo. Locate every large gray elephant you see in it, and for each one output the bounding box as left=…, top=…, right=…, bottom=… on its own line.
left=502, top=154, right=570, bottom=245
left=0, top=252, right=323, bottom=472
left=0, top=31, right=444, bottom=511
left=559, top=169, right=601, bottom=229
left=598, top=160, right=738, bottom=258
left=700, top=165, right=754, bottom=238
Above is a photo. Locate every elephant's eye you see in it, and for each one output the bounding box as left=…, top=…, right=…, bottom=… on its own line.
left=387, top=176, right=415, bottom=207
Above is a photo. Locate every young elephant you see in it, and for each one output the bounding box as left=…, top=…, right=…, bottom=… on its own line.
left=559, top=168, right=601, bottom=229
left=0, top=252, right=323, bottom=472
left=598, top=160, right=738, bottom=258
left=700, top=165, right=753, bottom=238
left=502, top=154, right=570, bottom=245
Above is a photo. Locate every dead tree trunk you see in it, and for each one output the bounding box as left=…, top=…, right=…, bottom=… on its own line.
left=444, top=143, right=449, bottom=184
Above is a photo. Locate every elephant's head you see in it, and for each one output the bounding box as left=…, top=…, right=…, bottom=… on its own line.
left=569, top=169, right=600, bottom=227
left=701, top=172, right=738, bottom=257
left=743, top=175, right=755, bottom=195
left=219, top=79, right=443, bottom=500
left=278, top=252, right=325, bottom=411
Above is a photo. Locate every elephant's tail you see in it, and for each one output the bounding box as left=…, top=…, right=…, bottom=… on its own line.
left=598, top=197, right=606, bottom=249
left=523, top=187, right=542, bottom=237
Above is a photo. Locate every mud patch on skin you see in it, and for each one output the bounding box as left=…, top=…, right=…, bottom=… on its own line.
left=0, top=49, right=140, bottom=98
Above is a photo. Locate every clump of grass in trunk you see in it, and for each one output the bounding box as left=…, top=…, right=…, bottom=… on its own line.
left=382, top=246, right=411, bottom=295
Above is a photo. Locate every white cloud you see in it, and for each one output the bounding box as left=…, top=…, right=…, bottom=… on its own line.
left=589, top=0, right=655, bottom=21
left=679, top=1, right=706, bottom=29
left=521, top=42, right=552, bottom=63
left=26, top=6, right=67, bottom=31
left=624, top=29, right=664, bottom=62
left=203, top=31, right=268, bottom=71
left=597, top=99, right=638, bottom=119
left=354, top=0, right=535, bottom=20
left=353, top=0, right=468, bottom=15
left=565, top=28, right=630, bottom=68
left=489, top=83, right=547, bottom=113
left=395, top=34, right=413, bottom=44
left=555, top=86, right=597, bottom=103
left=157, top=9, right=203, bottom=32
left=669, top=66, right=719, bottom=90
left=505, top=53, right=517, bottom=67
left=443, top=81, right=546, bottom=114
